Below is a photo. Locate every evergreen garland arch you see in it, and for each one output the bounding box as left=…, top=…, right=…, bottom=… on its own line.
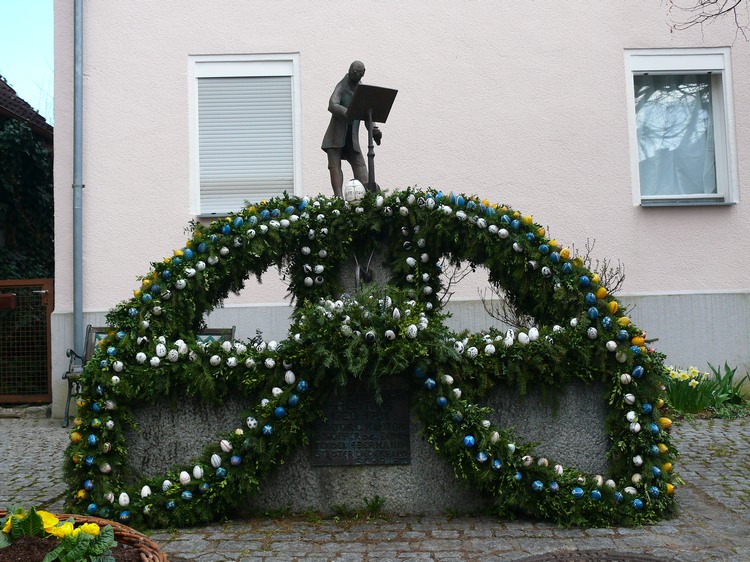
left=63, top=188, right=676, bottom=529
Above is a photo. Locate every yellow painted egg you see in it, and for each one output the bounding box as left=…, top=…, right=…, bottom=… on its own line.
left=560, top=248, right=571, bottom=260
left=656, top=398, right=665, bottom=409
left=573, top=257, right=584, bottom=267
left=666, top=483, right=675, bottom=494
left=657, top=443, right=668, bottom=454
left=591, top=273, right=600, bottom=284
left=662, top=462, right=673, bottom=472
left=70, top=431, right=82, bottom=443
left=631, top=336, right=645, bottom=347
left=537, top=227, right=546, bottom=237
left=173, top=249, right=184, bottom=257
left=658, top=417, right=672, bottom=430
left=596, top=287, right=608, bottom=300
left=76, top=489, right=87, bottom=500
left=617, top=316, right=630, bottom=327
left=549, top=239, right=558, bottom=247
left=522, top=215, right=533, bottom=225
left=608, top=301, right=619, bottom=314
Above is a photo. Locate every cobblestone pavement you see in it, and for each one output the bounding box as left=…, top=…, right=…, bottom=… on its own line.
left=1, top=415, right=748, bottom=561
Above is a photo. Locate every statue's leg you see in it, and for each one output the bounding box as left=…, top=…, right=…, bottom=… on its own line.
left=350, top=152, right=370, bottom=190
left=327, top=150, right=344, bottom=198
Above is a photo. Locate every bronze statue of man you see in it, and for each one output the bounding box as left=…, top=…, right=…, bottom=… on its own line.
left=321, top=61, right=381, bottom=198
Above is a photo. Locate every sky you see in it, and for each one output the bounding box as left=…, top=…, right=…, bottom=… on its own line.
left=0, top=0, right=54, bottom=124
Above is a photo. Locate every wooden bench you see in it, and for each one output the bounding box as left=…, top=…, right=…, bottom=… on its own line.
left=61, top=325, right=236, bottom=427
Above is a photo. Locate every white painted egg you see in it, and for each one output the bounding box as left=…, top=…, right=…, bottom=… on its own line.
left=624, top=486, right=637, bottom=496
left=112, top=360, right=124, bottom=372
left=490, top=431, right=500, bottom=444
left=631, top=473, right=642, bottom=484
left=185, top=268, right=196, bottom=278
left=453, top=388, right=462, bottom=399
left=264, top=358, right=276, bottom=369
left=149, top=357, right=160, bottom=367
left=192, top=465, right=204, bottom=479
left=620, top=373, right=632, bottom=385
left=111, top=375, right=121, bottom=385
left=118, top=492, right=130, bottom=507
left=272, top=387, right=283, bottom=398
left=155, top=344, right=167, bottom=357
left=632, top=455, right=643, bottom=466
left=210, top=454, right=222, bottom=468
left=626, top=411, right=637, bottom=422
left=522, top=455, right=533, bottom=467
left=406, top=324, right=418, bottom=339
left=484, top=344, right=496, bottom=356
left=195, top=261, right=206, bottom=271
left=141, top=485, right=152, bottom=498
left=442, top=374, right=454, bottom=385
left=554, top=464, right=564, bottom=475
left=167, top=349, right=179, bottom=362
left=629, top=422, right=641, bottom=433
left=219, top=246, right=229, bottom=256
left=246, top=417, right=258, bottom=429
left=385, top=330, right=396, bottom=340
left=209, top=355, right=221, bottom=366
left=606, top=340, right=617, bottom=352
left=624, top=393, right=636, bottom=404
left=528, top=327, right=539, bottom=341
left=207, top=255, right=219, bottom=265
left=284, top=370, right=296, bottom=385
left=518, top=333, right=530, bottom=345
left=180, top=471, right=191, bottom=485
left=226, top=357, right=238, bottom=368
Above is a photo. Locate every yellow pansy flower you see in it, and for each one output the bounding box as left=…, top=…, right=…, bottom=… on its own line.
left=48, top=521, right=75, bottom=539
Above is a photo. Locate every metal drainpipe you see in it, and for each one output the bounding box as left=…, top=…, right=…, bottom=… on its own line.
left=73, top=0, right=84, bottom=356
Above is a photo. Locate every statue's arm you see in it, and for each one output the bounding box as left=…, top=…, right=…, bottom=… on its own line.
left=327, top=83, right=348, bottom=119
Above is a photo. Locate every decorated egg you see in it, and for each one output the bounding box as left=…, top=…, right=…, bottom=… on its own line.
left=274, top=407, right=287, bottom=419
left=624, top=393, right=636, bottom=405
left=220, top=439, right=233, bottom=453
left=490, top=431, right=500, bottom=444
left=626, top=411, right=637, bottom=422
left=518, top=332, right=530, bottom=345
left=192, top=465, right=204, bottom=480
left=118, top=492, right=130, bottom=507
left=463, top=435, right=475, bottom=448
left=532, top=480, right=544, bottom=492
left=453, top=388, right=462, bottom=399
left=99, top=463, right=112, bottom=474
left=629, top=422, right=641, bottom=433
left=210, top=454, right=222, bottom=468
left=632, top=498, right=644, bottom=510
left=620, top=373, right=632, bottom=385
left=265, top=358, right=276, bottom=369
left=262, top=425, right=273, bottom=436
left=605, top=340, right=617, bottom=352
left=632, top=455, right=643, bottom=466
left=179, top=471, right=191, bottom=485
left=246, top=417, right=258, bottom=429
left=271, top=387, right=283, bottom=398
left=111, top=375, right=121, bottom=385
left=571, top=487, right=584, bottom=499
left=112, top=360, right=124, bottom=373
left=384, top=329, right=396, bottom=340
left=522, top=455, right=533, bottom=467
left=590, top=490, right=602, bottom=501
left=587, top=327, right=598, bottom=340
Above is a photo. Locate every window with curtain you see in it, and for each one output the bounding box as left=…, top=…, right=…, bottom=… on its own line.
left=625, top=49, right=737, bottom=206
left=189, top=55, right=301, bottom=216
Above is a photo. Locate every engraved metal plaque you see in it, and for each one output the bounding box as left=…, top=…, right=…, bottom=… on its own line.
left=311, top=379, right=410, bottom=466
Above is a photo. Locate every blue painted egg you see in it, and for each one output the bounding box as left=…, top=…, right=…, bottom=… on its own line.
left=84, top=479, right=95, bottom=491
left=221, top=224, right=231, bottom=235
left=297, top=380, right=308, bottom=392
left=88, top=434, right=98, bottom=446
left=199, top=482, right=210, bottom=493
left=571, top=487, right=584, bottom=499
left=514, top=472, right=523, bottom=481
left=297, top=199, right=308, bottom=211
left=116, top=331, right=126, bottom=340
left=215, top=467, right=227, bottom=479
left=92, top=402, right=101, bottom=413
left=537, top=244, right=549, bottom=255
left=424, top=378, right=436, bottom=390
left=492, top=459, right=503, bottom=471
left=231, top=454, right=242, bottom=466
left=260, top=209, right=270, bottom=220
left=182, top=490, right=193, bottom=502
left=452, top=412, right=464, bottom=423
left=449, top=192, right=457, bottom=204
left=209, top=234, right=219, bottom=243
left=649, top=423, right=660, bottom=435
left=510, top=219, right=521, bottom=230
left=107, top=347, right=116, bottom=356
left=165, top=500, right=176, bottom=511
left=579, top=275, right=590, bottom=288
left=616, top=330, right=629, bottom=342
left=274, top=407, right=287, bottom=419
left=562, top=263, right=573, bottom=274
left=476, top=451, right=488, bottom=463
left=650, top=445, right=660, bottom=456
left=588, top=307, right=599, bottom=321
left=172, top=257, right=182, bottom=267
left=435, top=191, right=444, bottom=201
left=161, top=270, right=171, bottom=280
left=150, top=283, right=161, bottom=294
left=456, top=195, right=465, bottom=206
left=84, top=455, right=95, bottom=467
left=271, top=208, right=281, bottom=218
left=184, top=248, right=194, bottom=260
left=233, top=217, right=244, bottom=228
left=549, top=251, right=560, bottom=264
left=141, top=293, right=152, bottom=304
left=500, top=214, right=511, bottom=224
left=91, top=418, right=102, bottom=428
left=99, top=358, right=108, bottom=368
left=467, top=200, right=476, bottom=210
left=584, top=292, right=597, bottom=305
left=602, top=316, right=613, bottom=330
left=243, top=438, right=255, bottom=451
left=87, top=503, right=98, bottom=515
left=642, top=403, right=653, bottom=414
left=525, top=232, right=535, bottom=242
left=550, top=482, right=560, bottom=493
left=632, top=366, right=645, bottom=379
left=288, top=395, right=299, bottom=407
left=648, top=486, right=660, bottom=498
left=630, top=346, right=642, bottom=355
left=632, top=498, right=643, bottom=510
left=532, top=480, right=544, bottom=492
left=262, top=425, right=273, bottom=436
left=99, top=507, right=111, bottom=518
left=285, top=206, right=295, bottom=215
left=198, top=242, right=208, bottom=254
left=652, top=466, right=662, bottom=477
left=486, top=206, right=497, bottom=217
left=614, top=491, right=624, bottom=502
left=128, top=307, right=139, bottom=317
left=463, top=435, right=475, bottom=448
left=436, top=396, right=448, bottom=408
left=591, top=489, right=602, bottom=501
left=119, top=511, right=131, bottom=523
left=414, top=367, right=426, bottom=379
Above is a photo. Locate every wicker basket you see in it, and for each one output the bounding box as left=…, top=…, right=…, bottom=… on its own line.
left=0, top=510, right=168, bottom=562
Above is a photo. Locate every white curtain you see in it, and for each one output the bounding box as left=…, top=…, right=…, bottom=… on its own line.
left=634, top=74, right=716, bottom=197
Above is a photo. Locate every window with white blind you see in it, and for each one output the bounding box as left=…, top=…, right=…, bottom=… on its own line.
left=624, top=48, right=738, bottom=206
left=189, top=55, right=301, bottom=216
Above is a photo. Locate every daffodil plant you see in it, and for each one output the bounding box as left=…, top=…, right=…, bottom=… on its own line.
left=0, top=506, right=117, bottom=562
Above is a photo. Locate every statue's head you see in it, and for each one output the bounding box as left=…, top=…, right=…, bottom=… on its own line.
left=348, top=60, right=365, bottom=83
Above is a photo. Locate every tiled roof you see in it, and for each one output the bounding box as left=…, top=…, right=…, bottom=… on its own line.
left=0, top=75, right=53, bottom=142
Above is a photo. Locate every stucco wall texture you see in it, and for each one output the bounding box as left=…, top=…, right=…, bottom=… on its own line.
left=53, top=1, right=750, bottom=314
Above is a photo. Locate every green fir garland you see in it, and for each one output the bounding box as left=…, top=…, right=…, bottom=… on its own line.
left=62, top=188, right=676, bottom=529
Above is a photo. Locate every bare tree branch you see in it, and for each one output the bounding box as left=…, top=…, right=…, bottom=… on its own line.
left=668, top=0, right=750, bottom=40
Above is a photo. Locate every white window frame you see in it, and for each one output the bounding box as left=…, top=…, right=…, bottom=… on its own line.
left=624, top=48, right=738, bottom=207
left=188, top=53, right=302, bottom=216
